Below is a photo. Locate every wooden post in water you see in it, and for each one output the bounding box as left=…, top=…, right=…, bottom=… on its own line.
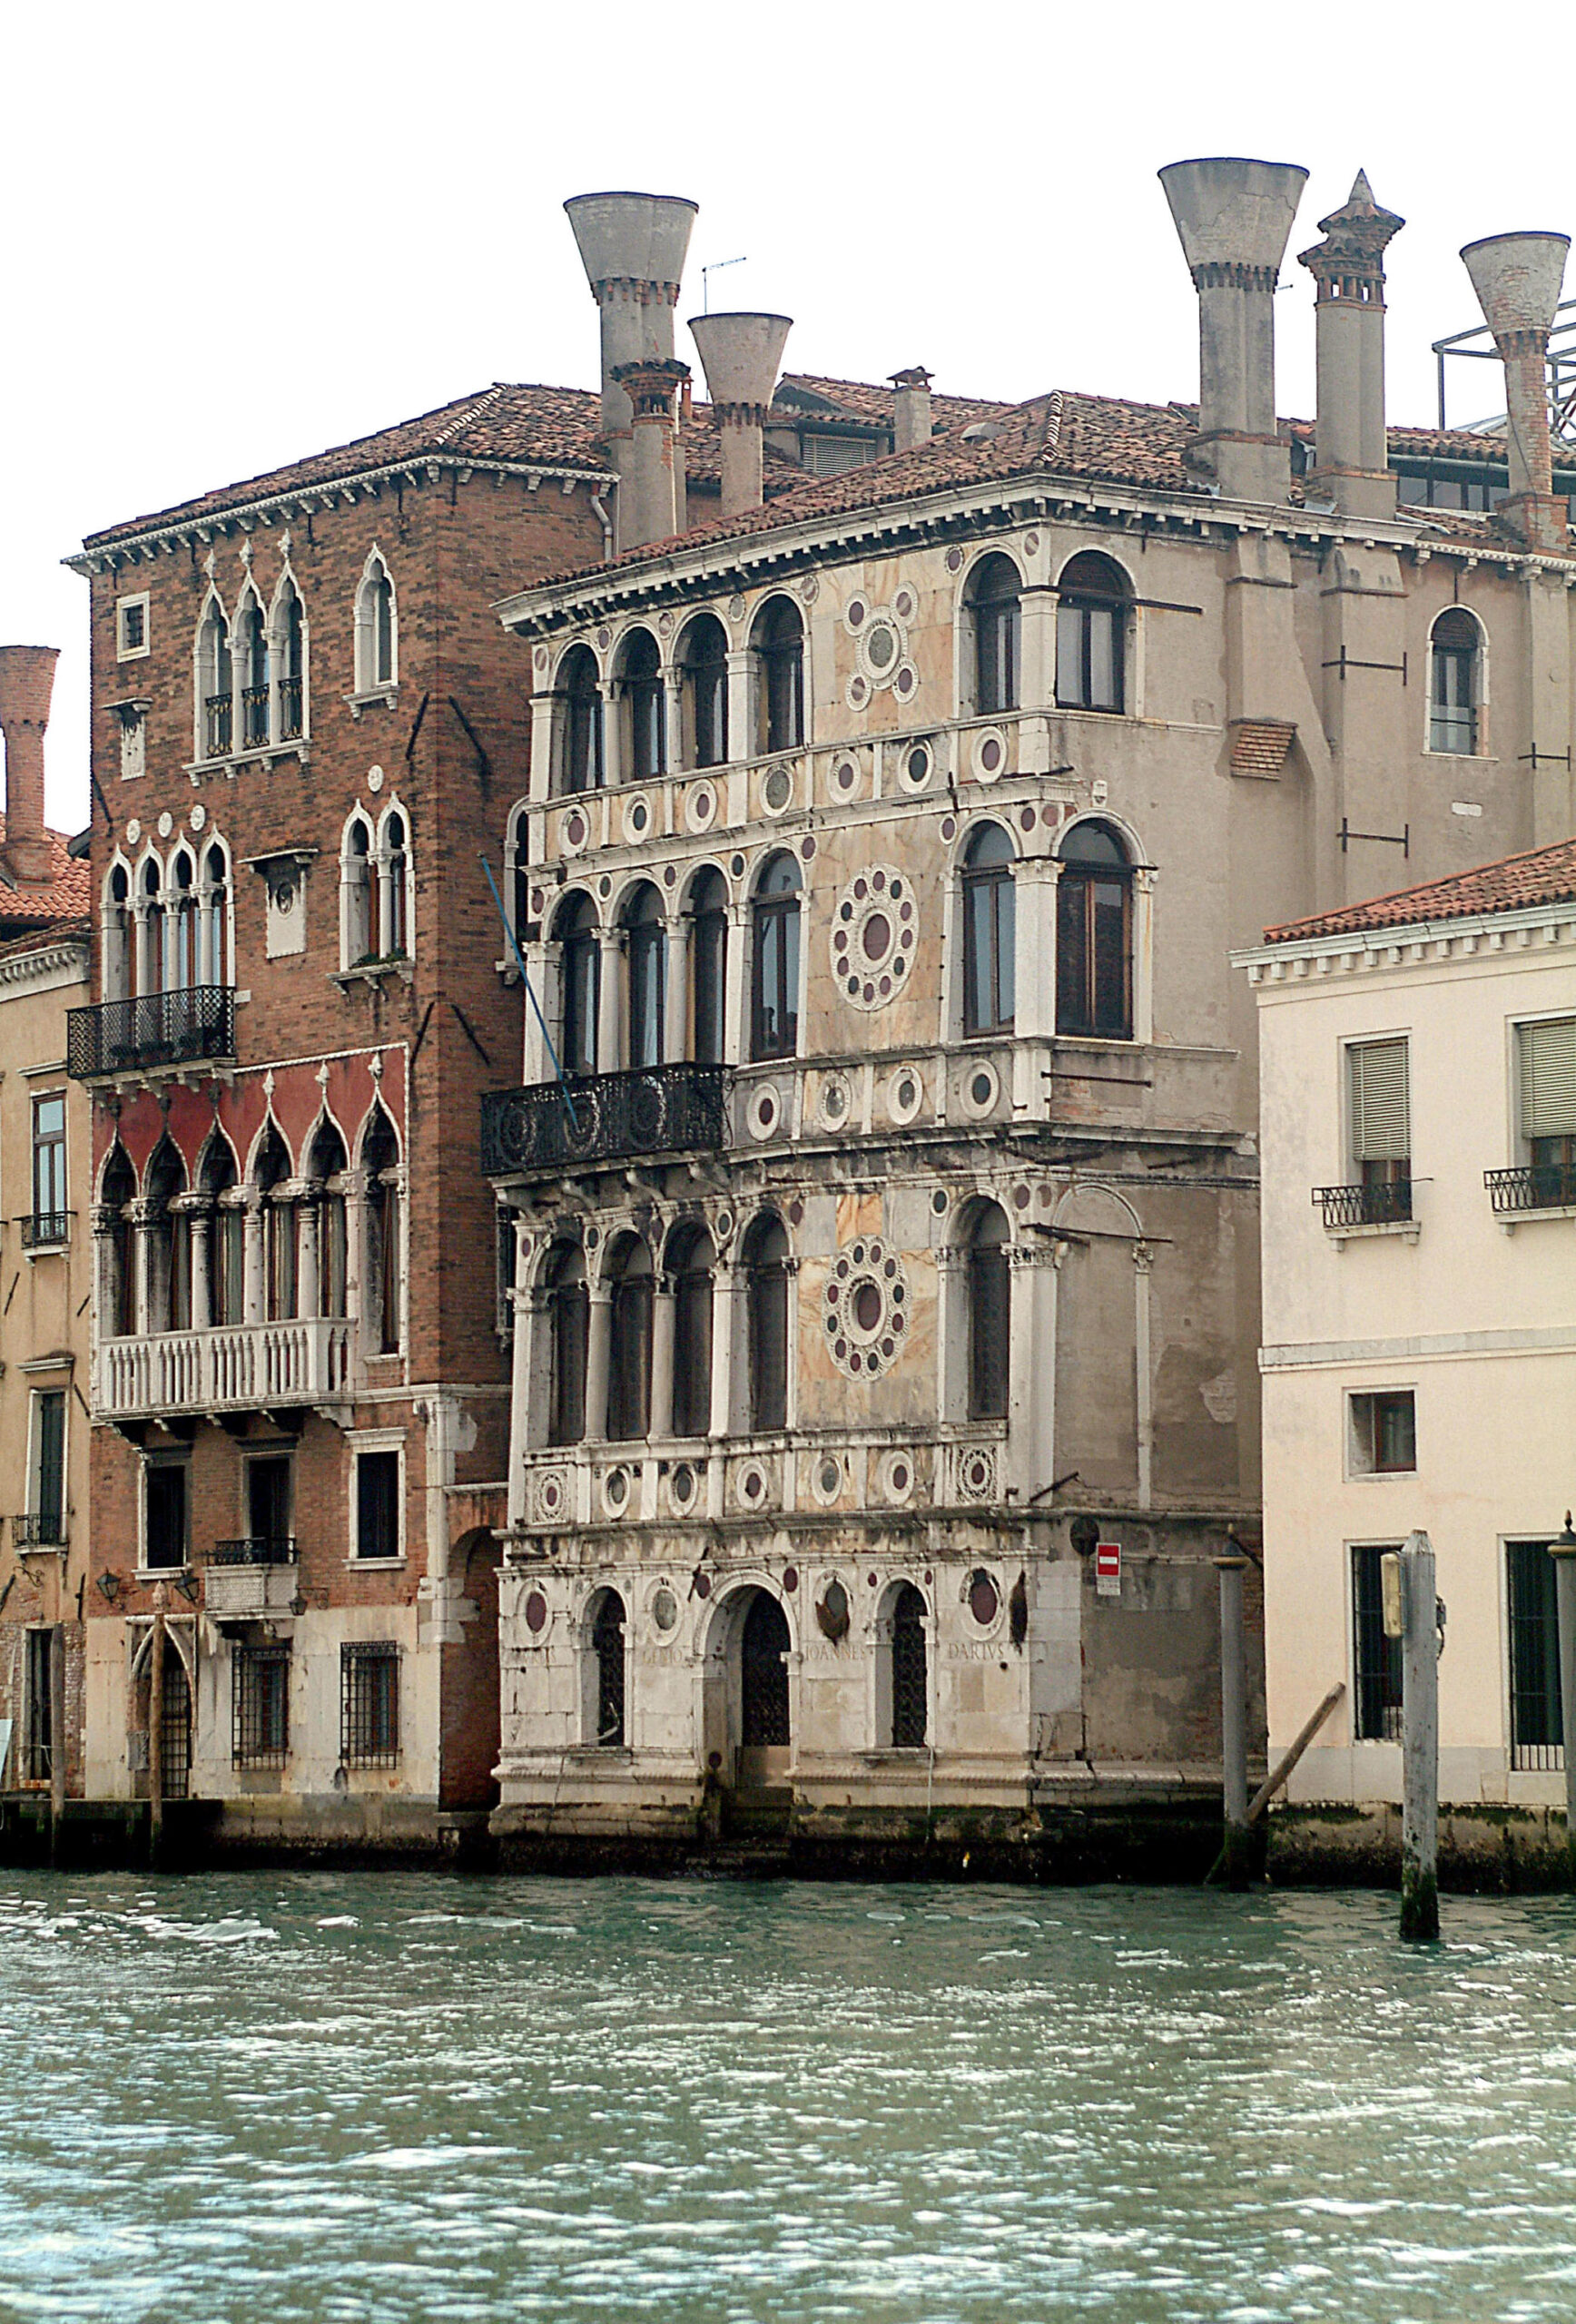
left=148, top=1588, right=167, bottom=1870
left=1215, top=1553, right=1250, bottom=1888
left=1399, top=1531, right=1440, bottom=1943
left=48, top=1623, right=66, bottom=1866
left=1549, top=1517, right=1576, bottom=1888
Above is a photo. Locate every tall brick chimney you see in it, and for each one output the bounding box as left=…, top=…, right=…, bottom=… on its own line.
left=0, top=645, right=59, bottom=886
left=1298, top=170, right=1404, bottom=518
left=1460, top=231, right=1571, bottom=553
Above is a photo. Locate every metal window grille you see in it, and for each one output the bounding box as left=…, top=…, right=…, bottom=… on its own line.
left=340, top=1643, right=400, bottom=1768
left=591, top=1595, right=625, bottom=1748
left=1316, top=1178, right=1414, bottom=1231
left=891, top=1586, right=928, bottom=1748
left=161, top=1654, right=192, bottom=1800
left=232, top=1644, right=290, bottom=1768
left=740, top=1592, right=790, bottom=1748
left=1508, top=1541, right=1565, bottom=1772
left=1352, top=1546, right=1404, bottom=1741
left=24, top=1628, right=53, bottom=1782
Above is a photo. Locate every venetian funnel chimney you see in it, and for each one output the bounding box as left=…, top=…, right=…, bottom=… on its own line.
left=565, top=192, right=698, bottom=548
left=1461, top=230, right=1571, bottom=551
left=611, top=354, right=691, bottom=547
left=0, top=645, right=59, bottom=886
left=689, top=311, right=793, bottom=517
left=1159, top=156, right=1308, bottom=500
left=1298, top=171, right=1404, bottom=517
left=890, top=366, right=933, bottom=454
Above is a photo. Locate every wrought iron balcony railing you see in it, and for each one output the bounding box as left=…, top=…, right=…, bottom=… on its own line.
left=278, top=675, right=303, bottom=740
left=242, top=684, right=270, bottom=748
left=67, top=986, right=235, bottom=1079
left=205, top=692, right=232, bottom=757
left=481, top=1063, right=730, bottom=1177
left=209, top=1536, right=300, bottom=1568
left=18, top=1212, right=70, bottom=1250
left=11, top=1512, right=66, bottom=1548
left=1315, top=1179, right=1414, bottom=1232
left=1486, top=1163, right=1576, bottom=1216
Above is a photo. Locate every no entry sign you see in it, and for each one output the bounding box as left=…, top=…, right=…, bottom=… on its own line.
left=1095, top=1541, right=1122, bottom=1599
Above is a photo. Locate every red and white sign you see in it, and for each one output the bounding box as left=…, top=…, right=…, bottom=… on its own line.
left=1095, top=1541, right=1122, bottom=1599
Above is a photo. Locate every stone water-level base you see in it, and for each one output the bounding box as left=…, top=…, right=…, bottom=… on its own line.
left=1267, top=1801, right=1575, bottom=1894
left=0, top=1792, right=494, bottom=1871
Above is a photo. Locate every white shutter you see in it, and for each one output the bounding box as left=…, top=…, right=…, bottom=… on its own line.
left=1519, top=1019, right=1576, bottom=1143
left=1349, top=1039, right=1410, bottom=1163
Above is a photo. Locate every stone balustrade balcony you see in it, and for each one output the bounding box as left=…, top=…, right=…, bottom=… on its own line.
left=95, top=1317, right=352, bottom=1422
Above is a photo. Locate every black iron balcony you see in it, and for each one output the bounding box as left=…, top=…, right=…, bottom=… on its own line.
left=278, top=674, right=303, bottom=740
left=205, top=691, right=232, bottom=757
left=209, top=1536, right=300, bottom=1567
left=67, top=986, right=236, bottom=1079
left=11, top=1512, right=66, bottom=1548
left=242, top=684, right=270, bottom=747
left=1315, top=1179, right=1413, bottom=1232
left=481, top=1063, right=730, bottom=1177
left=18, top=1212, right=70, bottom=1250
left=1486, top=1162, right=1576, bottom=1216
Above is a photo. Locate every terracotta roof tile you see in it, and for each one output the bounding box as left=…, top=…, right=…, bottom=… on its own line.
left=1263, top=837, right=1576, bottom=943
left=0, top=822, right=93, bottom=935
left=0, top=911, right=91, bottom=966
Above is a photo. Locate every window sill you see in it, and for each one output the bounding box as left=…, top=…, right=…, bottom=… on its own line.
left=185, top=739, right=310, bottom=781
left=1326, top=1220, right=1420, bottom=1250
left=346, top=1556, right=406, bottom=1571
left=345, top=687, right=398, bottom=717
left=332, top=958, right=413, bottom=991
left=1496, top=1204, right=1576, bottom=1236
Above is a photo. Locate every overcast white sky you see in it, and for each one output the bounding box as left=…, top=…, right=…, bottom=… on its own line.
left=1, top=0, right=1568, bottom=832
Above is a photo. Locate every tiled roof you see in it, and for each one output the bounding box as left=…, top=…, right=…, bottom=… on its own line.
left=774, top=372, right=1006, bottom=432
left=1263, top=837, right=1576, bottom=943
left=0, top=822, right=93, bottom=933
left=0, top=911, right=91, bottom=967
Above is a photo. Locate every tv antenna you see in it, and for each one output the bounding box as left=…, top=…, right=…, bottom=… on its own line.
left=701, top=257, right=746, bottom=314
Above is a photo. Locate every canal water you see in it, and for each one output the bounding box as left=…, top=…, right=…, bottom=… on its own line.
left=2, top=1876, right=1574, bottom=2322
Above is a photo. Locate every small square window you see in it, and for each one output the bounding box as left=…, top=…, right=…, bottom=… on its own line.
left=116, top=593, right=150, bottom=662
left=355, top=1449, right=401, bottom=1561
left=1349, top=1390, right=1415, bottom=1477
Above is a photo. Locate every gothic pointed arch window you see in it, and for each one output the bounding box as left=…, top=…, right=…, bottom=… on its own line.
left=667, top=1224, right=715, bottom=1439
left=964, top=1199, right=1010, bottom=1421
left=361, top=1108, right=402, bottom=1354
left=744, top=1212, right=791, bottom=1433
left=379, top=808, right=410, bottom=958
left=145, top=1138, right=190, bottom=1335
left=1056, top=819, right=1134, bottom=1040
left=341, top=814, right=374, bottom=966
left=751, top=853, right=801, bottom=1061
left=680, top=612, right=729, bottom=768
left=752, top=596, right=804, bottom=753
left=961, top=822, right=1015, bottom=1037
left=355, top=552, right=398, bottom=694
left=99, top=1146, right=136, bottom=1339
left=307, top=1118, right=350, bottom=1319
left=1429, top=607, right=1482, bottom=754
left=1055, top=551, right=1128, bottom=713
left=623, top=881, right=665, bottom=1069
left=201, top=1136, right=243, bottom=1328
left=200, top=842, right=231, bottom=987
left=546, top=1241, right=589, bottom=1447
left=103, top=863, right=132, bottom=1002
left=557, top=645, right=604, bottom=795
left=273, top=575, right=306, bottom=740
left=198, top=598, right=232, bottom=757
left=687, top=867, right=728, bottom=1065
left=169, top=851, right=198, bottom=991
left=606, top=1236, right=655, bottom=1443
left=968, top=554, right=1020, bottom=715
left=239, top=591, right=270, bottom=748
left=140, top=857, right=165, bottom=996
left=555, top=892, right=599, bottom=1078
left=255, top=1124, right=296, bottom=1323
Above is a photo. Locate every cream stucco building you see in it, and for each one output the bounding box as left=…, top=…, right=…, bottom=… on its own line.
left=1241, top=839, right=1576, bottom=1876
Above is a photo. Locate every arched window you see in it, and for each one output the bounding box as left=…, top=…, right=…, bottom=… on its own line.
left=275, top=577, right=305, bottom=740
left=255, top=1125, right=296, bottom=1323
left=509, top=805, right=531, bottom=939
left=606, top=1236, right=655, bottom=1442
left=688, top=868, right=728, bottom=1064
left=1055, top=552, right=1128, bottom=714
left=199, top=600, right=231, bottom=757
left=751, top=853, right=801, bottom=1061
left=1430, top=608, right=1481, bottom=753
left=239, top=594, right=269, bottom=748
left=342, top=817, right=374, bottom=965
left=103, top=864, right=132, bottom=1002
left=740, top=1590, right=791, bottom=1748
left=362, top=1108, right=401, bottom=1354
left=623, top=883, right=665, bottom=1069
left=590, top=1589, right=626, bottom=1747
left=555, top=894, right=599, bottom=1078
left=546, top=1242, right=588, bottom=1446
left=308, top=1119, right=349, bottom=1319
left=140, top=858, right=164, bottom=996
left=618, top=628, right=666, bottom=782
left=753, top=598, right=804, bottom=753
left=145, top=1140, right=189, bottom=1335
left=100, top=1147, right=135, bottom=1339
left=380, top=811, right=410, bottom=957
left=668, top=1225, right=714, bottom=1439
left=558, top=645, right=604, bottom=795
left=200, top=843, right=231, bottom=987
left=961, top=823, right=1015, bottom=1037
left=744, top=1213, right=790, bottom=1433
left=1056, top=820, right=1134, bottom=1040
left=202, top=1137, right=243, bottom=1328
left=355, top=553, right=397, bottom=694
left=169, top=852, right=197, bottom=991
left=969, top=555, right=1020, bottom=716
left=888, top=1583, right=928, bottom=1748
left=966, top=1201, right=1010, bottom=1421
left=682, top=614, right=729, bottom=768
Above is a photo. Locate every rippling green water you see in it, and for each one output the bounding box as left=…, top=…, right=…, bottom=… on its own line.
left=3, top=1874, right=1575, bottom=2322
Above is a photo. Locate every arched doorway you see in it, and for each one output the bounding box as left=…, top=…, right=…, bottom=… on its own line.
left=739, top=1590, right=790, bottom=1786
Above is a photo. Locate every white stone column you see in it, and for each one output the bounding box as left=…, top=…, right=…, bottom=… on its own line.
left=130, top=1199, right=158, bottom=1339
left=585, top=1284, right=613, bottom=1442
left=242, top=1195, right=266, bottom=1324
left=650, top=1275, right=677, bottom=1442
left=1132, top=867, right=1156, bottom=1047
left=1006, top=1242, right=1058, bottom=1499
left=598, top=680, right=623, bottom=793
left=710, top=1261, right=745, bottom=1438
left=662, top=671, right=683, bottom=777
left=935, top=1244, right=967, bottom=1426
left=1014, top=856, right=1059, bottom=1042
left=596, top=930, right=624, bottom=1075
left=298, top=1196, right=322, bottom=1318
left=507, top=1273, right=538, bottom=1528
left=528, top=688, right=557, bottom=803
left=1019, top=584, right=1057, bottom=710
left=523, top=939, right=550, bottom=1082
left=1134, top=1240, right=1154, bottom=1511
left=725, top=648, right=752, bottom=764
left=663, top=916, right=689, bottom=1061
left=723, top=902, right=750, bottom=1066
left=189, top=1202, right=213, bottom=1332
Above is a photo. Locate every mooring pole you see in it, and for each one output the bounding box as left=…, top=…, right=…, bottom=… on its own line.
left=1399, top=1531, right=1440, bottom=1943
left=1549, top=1516, right=1576, bottom=1888
left=148, top=1588, right=166, bottom=1870
left=1215, top=1552, right=1250, bottom=1888
left=48, top=1623, right=66, bottom=1866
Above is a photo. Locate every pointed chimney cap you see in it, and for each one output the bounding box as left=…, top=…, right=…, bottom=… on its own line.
left=1461, top=231, right=1571, bottom=342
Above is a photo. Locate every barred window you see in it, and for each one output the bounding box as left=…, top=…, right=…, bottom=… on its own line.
left=1508, top=1541, right=1564, bottom=1773
left=341, top=1643, right=400, bottom=1768
left=232, top=1644, right=290, bottom=1768
left=1351, top=1545, right=1404, bottom=1741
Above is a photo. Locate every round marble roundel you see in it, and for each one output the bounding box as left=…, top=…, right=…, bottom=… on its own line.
left=822, top=1236, right=909, bottom=1382
left=832, top=863, right=917, bottom=1011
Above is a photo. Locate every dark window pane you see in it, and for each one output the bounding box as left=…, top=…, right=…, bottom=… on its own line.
left=145, top=1465, right=187, bottom=1571
left=968, top=1246, right=1010, bottom=1419
left=1508, top=1541, right=1563, bottom=1759
left=608, top=1272, right=653, bottom=1441
left=673, top=1265, right=714, bottom=1437
left=356, top=1451, right=400, bottom=1560
left=593, top=1592, right=625, bottom=1747
left=550, top=1282, right=588, bottom=1446
left=741, top=1591, right=790, bottom=1745
left=891, top=1584, right=928, bottom=1747
left=1352, top=1545, right=1404, bottom=1741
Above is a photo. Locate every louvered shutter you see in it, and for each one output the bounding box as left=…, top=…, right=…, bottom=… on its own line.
left=1349, top=1039, right=1410, bottom=1163
left=1519, top=1019, right=1576, bottom=1142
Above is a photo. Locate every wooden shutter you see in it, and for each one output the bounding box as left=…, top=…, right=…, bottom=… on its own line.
left=1519, top=1018, right=1576, bottom=1141
left=1349, top=1039, right=1410, bottom=1162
